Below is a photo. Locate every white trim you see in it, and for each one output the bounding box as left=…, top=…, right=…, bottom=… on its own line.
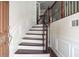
left=52, top=47, right=65, bottom=57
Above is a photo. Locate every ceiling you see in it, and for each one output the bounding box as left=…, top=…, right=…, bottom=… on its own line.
left=37, top=1, right=55, bottom=10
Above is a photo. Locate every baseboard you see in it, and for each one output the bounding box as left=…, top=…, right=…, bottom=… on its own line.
left=51, top=48, right=64, bottom=57
left=48, top=47, right=57, bottom=57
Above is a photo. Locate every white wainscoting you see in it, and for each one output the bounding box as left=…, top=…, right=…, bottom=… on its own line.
left=50, top=12, right=79, bottom=57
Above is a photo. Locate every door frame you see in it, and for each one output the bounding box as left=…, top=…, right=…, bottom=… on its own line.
left=0, top=1, right=9, bottom=57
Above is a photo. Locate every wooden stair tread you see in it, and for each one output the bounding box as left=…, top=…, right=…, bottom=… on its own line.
left=19, top=42, right=43, bottom=46
left=23, top=37, right=43, bottom=40
left=32, top=26, right=43, bottom=28
left=29, top=29, right=46, bottom=31
left=15, top=49, right=45, bottom=54
left=26, top=33, right=45, bottom=35
left=32, top=26, right=46, bottom=28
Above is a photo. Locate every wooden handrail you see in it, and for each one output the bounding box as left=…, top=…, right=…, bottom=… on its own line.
left=43, top=1, right=57, bottom=15
left=38, top=1, right=58, bottom=53
left=50, top=1, right=57, bottom=9
left=37, top=1, right=57, bottom=24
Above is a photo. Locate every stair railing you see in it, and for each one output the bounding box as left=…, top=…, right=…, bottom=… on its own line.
left=42, top=7, right=50, bottom=53
left=38, top=8, right=50, bottom=53
left=42, top=15, right=48, bottom=53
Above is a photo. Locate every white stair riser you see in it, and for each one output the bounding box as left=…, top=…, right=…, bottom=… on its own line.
left=14, top=54, right=50, bottom=57
left=34, top=24, right=43, bottom=26
left=28, top=31, right=46, bottom=34
left=21, top=40, right=42, bottom=44
left=24, top=35, right=46, bottom=38
left=24, top=35, right=42, bottom=38
left=18, top=46, right=43, bottom=50
left=31, top=28, right=43, bottom=30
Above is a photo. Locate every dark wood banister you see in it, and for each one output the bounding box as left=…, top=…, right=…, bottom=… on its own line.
left=42, top=16, right=48, bottom=53
left=37, top=1, right=57, bottom=24
left=38, top=1, right=57, bottom=53
left=50, top=1, right=57, bottom=9
left=38, top=1, right=59, bottom=53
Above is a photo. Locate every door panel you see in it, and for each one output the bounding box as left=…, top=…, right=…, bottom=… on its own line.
left=0, top=1, right=9, bottom=57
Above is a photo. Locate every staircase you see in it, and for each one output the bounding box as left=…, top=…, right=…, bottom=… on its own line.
left=14, top=24, right=50, bottom=57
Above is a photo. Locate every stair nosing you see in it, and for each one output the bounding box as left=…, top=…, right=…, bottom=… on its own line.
left=29, top=29, right=46, bottom=31
left=22, top=37, right=43, bottom=40
left=19, top=42, right=43, bottom=46
left=26, top=33, right=45, bottom=35
left=32, top=27, right=43, bottom=28
left=15, top=49, right=48, bottom=54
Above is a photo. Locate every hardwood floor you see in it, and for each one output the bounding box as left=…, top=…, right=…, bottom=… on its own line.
left=48, top=47, right=57, bottom=57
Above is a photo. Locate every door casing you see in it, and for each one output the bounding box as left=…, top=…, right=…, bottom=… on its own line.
left=0, top=1, right=9, bottom=57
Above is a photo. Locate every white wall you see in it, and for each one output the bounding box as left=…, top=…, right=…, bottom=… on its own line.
left=9, top=1, right=36, bottom=56
left=50, top=12, right=79, bottom=57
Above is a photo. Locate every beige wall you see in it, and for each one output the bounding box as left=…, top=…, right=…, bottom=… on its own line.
left=50, top=12, right=79, bottom=57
